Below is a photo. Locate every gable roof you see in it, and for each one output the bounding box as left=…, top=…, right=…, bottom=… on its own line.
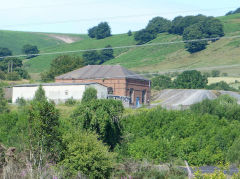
left=55, top=65, right=150, bottom=81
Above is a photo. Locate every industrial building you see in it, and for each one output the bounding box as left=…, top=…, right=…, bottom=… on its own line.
left=55, top=65, right=151, bottom=105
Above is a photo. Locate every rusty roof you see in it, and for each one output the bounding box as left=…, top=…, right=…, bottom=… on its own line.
left=55, top=65, right=150, bottom=81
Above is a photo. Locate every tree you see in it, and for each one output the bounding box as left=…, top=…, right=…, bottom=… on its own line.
left=61, top=131, right=115, bottom=178
left=211, top=70, right=220, bottom=77
left=127, top=30, right=132, bottom=36
left=226, top=7, right=240, bottom=16
left=33, top=85, right=47, bottom=101
left=81, top=87, right=97, bottom=103
left=151, top=75, right=172, bottom=89
left=88, top=22, right=111, bottom=39
left=146, top=17, right=171, bottom=34
left=22, top=44, right=39, bottom=56
left=88, top=26, right=98, bottom=38
left=72, top=99, right=124, bottom=149
left=28, top=99, right=62, bottom=165
left=169, top=15, right=206, bottom=35
left=183, top=23, right=208, bottom=53
left=82, top=50, right=101, bottom=65
left=0, top=87, right=8, bottom=113
left=173, top=70, right=208, bottom=89
left=0, top=57, right=23, bottom=72
left=41, top=55, right=84, bottom=82
left=0, top=48, right=12, bottom=58
left=100, top=45, right=114, bottom=64
left=202, top=18, right=224, bottom=38
left=96, top=22, right=111, bottom=39
left=134, top=29, right=156, bottom=44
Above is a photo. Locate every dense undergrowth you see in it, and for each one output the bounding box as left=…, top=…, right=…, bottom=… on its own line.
left=1, top=86, right=240, bottom=178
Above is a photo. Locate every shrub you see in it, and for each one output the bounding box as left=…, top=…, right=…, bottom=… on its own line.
left=118, top=107, right=240, bottom=165
left=206, top=81, right=236, bottom=91
left=65, top=97, right=77, bottom=106
left=6, top=72, right=21, bottom=81
left=33, top=85, right=47, bottom=101
left=81, top=87, right=97, bottom=103
left=227, top=137, right=240, bottom=165
left=190, top=95, right=240, bottom=121
left=0, top=70, right=6, bottom=80
left=61, top=131, right=115, bottom=178
left=16, top=97, right=27, bottom=106
left=0, top=87, right=8, bottom=114
left=72, top=99, right=124, bottom=149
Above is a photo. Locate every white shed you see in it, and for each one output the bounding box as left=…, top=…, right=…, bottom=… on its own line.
left=12, top=83, right=108, bottom=104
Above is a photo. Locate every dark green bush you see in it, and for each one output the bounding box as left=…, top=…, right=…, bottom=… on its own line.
left=152, top=75, right=173, bottom=89
left=173, top=70, right=208, bottom=89
left=61, top=131, right=115, bottom=178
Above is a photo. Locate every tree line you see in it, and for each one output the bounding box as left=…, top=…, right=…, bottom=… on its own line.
left=0, top=44, right=39, bottom=81
left=134, top=15, right=224, bottom=53
left=151, top=70, right=237, bottom=91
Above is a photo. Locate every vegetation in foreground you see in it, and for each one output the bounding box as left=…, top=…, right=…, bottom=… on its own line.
left=1, top=83, right=240, bottom=178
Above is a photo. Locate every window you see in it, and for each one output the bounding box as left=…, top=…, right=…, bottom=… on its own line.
left=107, top=87, right=113, bottom=94
left=65, top=90, right=68, bottom=95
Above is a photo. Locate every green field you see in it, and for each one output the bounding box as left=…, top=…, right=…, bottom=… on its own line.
left=0, top=30, right=88, bottom=55
left=4, top=13, right=240, bottom=77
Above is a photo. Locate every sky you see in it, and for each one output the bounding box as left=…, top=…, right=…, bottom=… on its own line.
left=0, top=0, right=239, bottom=34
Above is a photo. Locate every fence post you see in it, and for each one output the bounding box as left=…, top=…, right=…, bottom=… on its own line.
left=185, top=160, right=194, bottom=179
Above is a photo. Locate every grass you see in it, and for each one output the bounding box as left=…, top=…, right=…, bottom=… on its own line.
left=0, top=30, right=88, bottom=55
left=25, top=33, right=136, bottom=73
left=208, top=77, right=240, bottom=84
left=56, top=104, right=76, bottom=118
left=21, top=13, right=240, bottom=77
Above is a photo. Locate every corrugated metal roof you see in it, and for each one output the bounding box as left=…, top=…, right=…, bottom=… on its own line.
left=55, top=65, right=150, bottom=81
left=13, top=82, right=103, bottom=87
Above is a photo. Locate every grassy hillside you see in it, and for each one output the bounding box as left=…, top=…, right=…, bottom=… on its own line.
left=0, top=30, right=88, bottom=55
left=24, top=13, right=240, bottom=77
left=25, top=34, right=136, bottom=73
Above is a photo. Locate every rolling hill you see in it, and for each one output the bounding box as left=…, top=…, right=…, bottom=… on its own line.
left=0, top=30, right=88, bottom=55
left=5, top=13, right=240, bottom=77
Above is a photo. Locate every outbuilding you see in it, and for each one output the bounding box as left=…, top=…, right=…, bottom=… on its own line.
left=11, top=82, right=107, bottom=104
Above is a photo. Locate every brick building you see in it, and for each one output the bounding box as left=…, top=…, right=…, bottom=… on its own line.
left=55, top=65, right=151, bottom=105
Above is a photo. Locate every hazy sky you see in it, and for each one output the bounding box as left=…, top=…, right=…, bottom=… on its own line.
left=0, top=0, right=239, bottom=34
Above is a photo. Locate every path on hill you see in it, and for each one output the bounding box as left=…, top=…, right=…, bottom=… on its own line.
left=46, top=34, right=82, bottom=43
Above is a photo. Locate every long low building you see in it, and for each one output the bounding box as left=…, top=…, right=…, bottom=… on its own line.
left=11, top=82, right=108, bottom=103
